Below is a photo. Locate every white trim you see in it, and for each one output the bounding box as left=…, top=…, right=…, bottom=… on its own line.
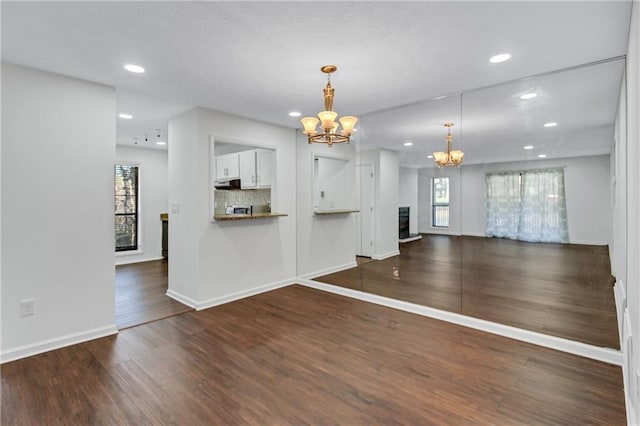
left=168, top=277, right=297, bottom=311
left=568, top=239, right=610, bottom=246
left=622, top=309, right=635, bottom=426
left=0, top=324, right=118, bottom=364
left=399, top=235, right=422, bottom=243
left=297, top=279, right=623, bottom=366
left=300, top=261, right=358, bottom=280
left=372, top=250, right=400, bottom=260
left=115, top=249, right=143, bottom=257
left=614, top=279, right=627, bottom=342
left=461, top=232, right=486, bottom=238
left=116, top=256, right=164, bottom=266
left=420, top=229, right=459, bottom=236
left=165, top=289, right=199, bottom=309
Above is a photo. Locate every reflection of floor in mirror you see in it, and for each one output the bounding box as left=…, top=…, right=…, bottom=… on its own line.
left=317, top=234, right=619, bottom=349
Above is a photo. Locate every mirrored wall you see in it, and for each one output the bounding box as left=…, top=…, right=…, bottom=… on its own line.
left=313, top=58, right=625, bottom=349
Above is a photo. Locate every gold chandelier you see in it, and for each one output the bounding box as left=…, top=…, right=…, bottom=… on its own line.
left=301, top=65, right=358, bottom=147
left=433, top=122, right=464, bottom=167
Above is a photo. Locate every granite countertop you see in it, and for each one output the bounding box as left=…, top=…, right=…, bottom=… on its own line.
left=213, top=212, right=288, bottom=221
left=314, top=209, right=360, bottom=215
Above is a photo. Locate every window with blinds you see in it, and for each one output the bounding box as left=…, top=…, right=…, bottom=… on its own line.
left=115, top=164, right=139, bottom=252
left=432, top=177, right=450, bottom=228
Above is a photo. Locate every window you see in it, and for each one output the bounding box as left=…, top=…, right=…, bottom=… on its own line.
left=432, top=177, right=450, bottom=227
left=114, top=164, right=139, bottom=252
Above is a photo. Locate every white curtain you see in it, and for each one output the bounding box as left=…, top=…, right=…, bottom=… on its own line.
left=485, top=173, right=521, bottom=239
left=485, top=168, right=569, bottom=243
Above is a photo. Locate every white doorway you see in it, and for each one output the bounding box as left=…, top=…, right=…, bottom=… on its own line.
left=356, top=164, right=374, bottom=257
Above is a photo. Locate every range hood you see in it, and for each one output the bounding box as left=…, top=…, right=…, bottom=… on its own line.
left=214, top=178, right=241, bottom=190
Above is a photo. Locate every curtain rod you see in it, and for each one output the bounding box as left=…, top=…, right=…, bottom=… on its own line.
left=486, top=166, right=566, bottom=176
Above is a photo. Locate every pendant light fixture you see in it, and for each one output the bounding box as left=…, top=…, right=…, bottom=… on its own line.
left=433, top=123, right=464, bottom=167
left=301, top=65, right=358, bottom=147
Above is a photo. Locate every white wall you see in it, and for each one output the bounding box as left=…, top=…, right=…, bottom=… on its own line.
left=168, top=107, right=297, bottom=307
left=297, top=133, right=358, bottom=277
left=459, top=155, right=612, bottom=245
left=399, top=167, right=419, bottom=235
left=619, top=2, right=640, bottom=423
left=115, top=146, right=168, bottom=265
left=361, top=149, right=400, bottom=259
left=1, top=64, right=117, bottom=362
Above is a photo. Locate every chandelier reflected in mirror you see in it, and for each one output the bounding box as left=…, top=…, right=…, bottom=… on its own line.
left=301, top=65, right=358, bottom=147
left=433, top=122, right=464, bottom=167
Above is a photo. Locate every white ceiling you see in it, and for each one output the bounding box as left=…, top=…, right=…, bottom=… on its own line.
left=1, top=1, right=632, bottom=165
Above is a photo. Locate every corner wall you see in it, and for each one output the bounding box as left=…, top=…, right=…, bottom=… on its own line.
left=620, top=1, right=640, bottom=423
left=168, top=107, right=297, bottom=308
left=296, top=132, right=358, bottom=278
left=1, top=64, right=117, bottom=362
left=399, top=167, right=419, bottom=235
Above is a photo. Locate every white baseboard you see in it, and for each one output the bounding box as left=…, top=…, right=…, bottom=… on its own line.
left=300, top=261, right=358, bottom=280
left=614, top=280, right=626, bottom=342
left=372, top=250, right=400, bottom=260
left=0, top=324, right=118, bottom=364
left=168, top=277, right=298, bottom=311
left=165, top=289, right=200, bottom=309
left=116, top=256, right=164, bottom=266
left=297, top=279, right=623, bottom=366
left=568, top=239, right=608, bottom=246
left=622, top=309, right=635, bottom=426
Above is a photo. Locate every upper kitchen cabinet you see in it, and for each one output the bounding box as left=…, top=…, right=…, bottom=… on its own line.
left=215, top=153, right=240, bottom=180
left=240, top=148, right=275, bottom=189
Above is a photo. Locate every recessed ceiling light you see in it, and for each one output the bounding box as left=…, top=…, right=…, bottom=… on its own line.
left=520, top=93, right=537, bottom=100
left=118, top=113, right=133, bottom=119
left=124, top=64, right=145, bottom=73
left=524, top=145, right=534, bottom=150
left=289, top=111, right=301, bottom=117
left=489, top=53, right=511, bottom=63
left=427, top=155, right=434, bottom=159
left=544, top=122, right=558, bottom=127
left=156, top=141, right=167, bottom=146
left=538, top=154, right=547, bottom=158
left=404, top=141, right=413, bottom=146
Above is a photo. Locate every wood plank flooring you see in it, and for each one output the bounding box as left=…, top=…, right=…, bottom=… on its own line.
left=1, top=285, right=626, bottom=425
left=318, top=235, right=619, bottom=349
left=116, top=259, right=191, bottom=329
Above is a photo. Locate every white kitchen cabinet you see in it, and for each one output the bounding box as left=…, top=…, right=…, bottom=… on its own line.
left=239, top=149, right=275, bottom=189
left=215, top=153, right=240, bottom=180
left=256, top=149, right=274, bottom=187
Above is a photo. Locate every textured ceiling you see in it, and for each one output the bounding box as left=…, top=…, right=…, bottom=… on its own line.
left=1, top=1, right=632, bottom=165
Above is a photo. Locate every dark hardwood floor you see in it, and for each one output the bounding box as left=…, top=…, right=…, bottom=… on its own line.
left=116, top=259, right=191, bottom=329
left=1, top=285, right=625, bottom=425
left=318, top=235, right=619, bottom=349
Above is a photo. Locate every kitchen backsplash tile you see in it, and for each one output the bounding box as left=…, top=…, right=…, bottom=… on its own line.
left=214, top=189, right=271, bottom=214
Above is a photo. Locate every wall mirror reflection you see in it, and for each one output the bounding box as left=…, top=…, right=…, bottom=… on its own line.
left=313, top=155, right=356, bottom=213
left=210, top=139, right=276, bottom=219
left=314, top=58, right=625, bottom=349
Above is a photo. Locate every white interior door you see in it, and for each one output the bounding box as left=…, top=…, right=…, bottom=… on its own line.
left=357, top=164, right=374, bottom=257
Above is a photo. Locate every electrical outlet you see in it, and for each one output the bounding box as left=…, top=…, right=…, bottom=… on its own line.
left=20, top=299, right=35, bottom=317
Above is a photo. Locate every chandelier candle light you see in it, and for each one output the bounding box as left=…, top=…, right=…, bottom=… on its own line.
left=301, top=65, right=358, bottom=147
left=433, top=122, right=464, bottom=167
